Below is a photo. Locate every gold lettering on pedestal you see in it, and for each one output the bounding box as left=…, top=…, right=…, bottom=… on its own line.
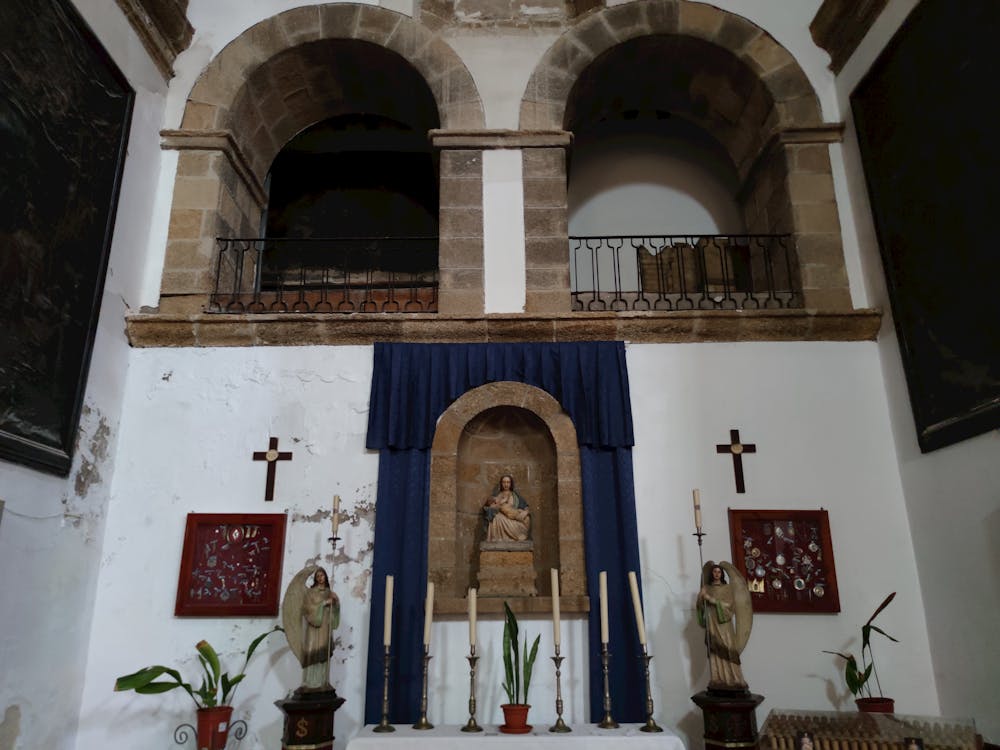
left=295, top=718, right=310, bottom=738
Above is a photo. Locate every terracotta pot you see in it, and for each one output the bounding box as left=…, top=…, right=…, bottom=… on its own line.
left=500, top=703, right=531, bottom=734
left=855, top=697, right=895, bottom=713
left=196, top=705, right=234, bottom=750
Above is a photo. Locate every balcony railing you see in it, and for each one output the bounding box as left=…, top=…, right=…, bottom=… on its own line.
left=570, top=234, right=801, bottom=311
left=209, top=237, right=439, bottom=313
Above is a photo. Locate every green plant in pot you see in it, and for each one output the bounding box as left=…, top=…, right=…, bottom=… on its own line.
left=114, top=626, right=281, bottom=750
left=500, top=601, right=541, bottom=733
left=824, top=592, right=898, bottom=713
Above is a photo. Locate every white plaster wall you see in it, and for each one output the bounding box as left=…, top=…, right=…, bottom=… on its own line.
left=0, top=2, right=168, bottom=749
left=74, top=339, right=938, bottom=749
left=831, top=0, right=1000, bottom=738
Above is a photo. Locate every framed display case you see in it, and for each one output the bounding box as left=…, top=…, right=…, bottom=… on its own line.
left=174, top=513, right=287, bottom=616
left=727, top=509, right=840, bottom=613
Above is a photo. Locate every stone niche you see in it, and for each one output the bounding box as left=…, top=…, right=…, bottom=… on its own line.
left=429, top=381, right=588, bottom=616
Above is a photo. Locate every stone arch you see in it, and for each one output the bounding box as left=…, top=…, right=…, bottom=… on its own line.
left=159, top=4, right=485, bottom=313
left=428, top=381, right=588, bottom=615
left=519, top=0, right=851, bottom=311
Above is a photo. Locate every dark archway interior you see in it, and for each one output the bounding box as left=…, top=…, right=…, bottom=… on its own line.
left=262, top=40, right=440, bottom=275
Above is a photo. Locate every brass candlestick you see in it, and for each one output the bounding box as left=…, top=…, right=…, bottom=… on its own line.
left=549, top=646, right=571, bottom=732
left=461, top=646, right=482, bottom=732
left=597, top=643, right=619, bottom=728
left=412, top=647, right=434, bottom=729
left=639, top=648, right=663, bottom=732
left=373, top=645, right=394, bottom=732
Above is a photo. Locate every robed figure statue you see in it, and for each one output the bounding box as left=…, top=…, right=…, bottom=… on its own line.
left=482, top=474, right=531, bottom=542
left=697, top=560, right=753, bottom=692
left=282, top=565, right=340, bottom=693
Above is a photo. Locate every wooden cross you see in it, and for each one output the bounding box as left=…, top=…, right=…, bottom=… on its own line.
left=716, top=428, right=756, bottom=494
left=252, top=437, right=292, bottom=502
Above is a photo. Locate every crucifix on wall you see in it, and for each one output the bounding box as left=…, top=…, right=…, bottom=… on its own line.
left=253, top=437, right=292, bottom=502
left=716, top=428, right=756, bottom=494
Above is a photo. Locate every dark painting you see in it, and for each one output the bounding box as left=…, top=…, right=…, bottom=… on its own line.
left=852, top=0, right=1000, bottom=452
left=0, top=0, right=133, bottom=474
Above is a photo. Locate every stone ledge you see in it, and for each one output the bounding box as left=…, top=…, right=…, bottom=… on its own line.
left=437, top=596, right=590, bottom=616
left=430, top=129, right=573, bottom=150
left=125, top=309, right=883, bottom=347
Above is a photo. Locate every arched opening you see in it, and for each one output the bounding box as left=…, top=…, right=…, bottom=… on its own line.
left=565, top=34, right=796, bottom=311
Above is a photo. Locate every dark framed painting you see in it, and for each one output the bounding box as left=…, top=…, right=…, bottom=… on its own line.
left=728, top=509, right=840, bottom=613
left=175, top=514, right=288, bottom=617
left=851, top=0, right=1000, bottom=453
left=0, top=0, right=134, bottom=475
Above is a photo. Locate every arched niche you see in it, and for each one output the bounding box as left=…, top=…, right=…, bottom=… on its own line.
left=429, top=382, right=588, bottom=615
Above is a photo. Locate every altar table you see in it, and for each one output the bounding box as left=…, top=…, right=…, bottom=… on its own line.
left=346, top=724, right=686, bottom=750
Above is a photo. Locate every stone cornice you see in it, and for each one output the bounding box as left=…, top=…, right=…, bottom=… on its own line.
left=160, top=129, right=268, bottom=209
left=114, top=0, right=192, bottom=80
left=125, top=309, right=882, bottom=348
left=739, top=123, right=846, bottom=202
left=430, top=129, right=573, bottom=150
left=811, top=0, right=890, bottom=73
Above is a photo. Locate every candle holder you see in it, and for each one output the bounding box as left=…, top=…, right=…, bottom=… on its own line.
left=412, top=647, right=434, bottom=730
left=461, top=646, right=482, bottom=732
left=639, top=648, right=663, bottom=732
left=373, top=645, right=395, bottom=733
left=549, top=647, right=571, bottom=732
left=597, top=643, right=619, bottom=729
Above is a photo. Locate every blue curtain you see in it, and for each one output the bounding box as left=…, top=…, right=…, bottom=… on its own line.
left=364, top=342, right=645, bottom=724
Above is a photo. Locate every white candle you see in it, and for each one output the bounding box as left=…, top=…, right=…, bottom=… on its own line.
left=332, top=494, right=341, bottom=538
left=423, top=581, right=435, bottom=647
left=599, top=570, right=609, bottom=644
left=383, top=575, right=394, bottom=647
left=468, top=587, right=477, bottom=649
left=550, top=568, right=561, bottom=648
left=693, top=488, right=703, bottom=531
left=628, top=570, right=647, bottom=646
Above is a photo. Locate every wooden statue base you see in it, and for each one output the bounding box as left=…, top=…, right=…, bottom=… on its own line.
left=477, top=545, right=537, bottom=597
left=692, top=689, right=765, bottom=750
left=275, top=688, right=346, bottom=750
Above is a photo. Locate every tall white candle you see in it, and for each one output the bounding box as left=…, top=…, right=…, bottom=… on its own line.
left=423, top=581, right=435, bottom=647
left=693, top=488, right=703, bottom=531
left=332, top=495, right=341, bottom=538
left=628, top=570, right=647, bottom=646
left=550, top=568, right=561, bottom=648
left=468, top=587, right=477, bottom=648
left=599, top=570, right=609, bottom=644
left=383, top=575, right=394, bottom=647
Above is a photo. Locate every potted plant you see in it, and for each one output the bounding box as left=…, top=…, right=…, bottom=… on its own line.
left=114, top=626, right=281, bottom=750
left=824, top=592, right=898, bottom=713
left=499, top=601, right=541, bottom=733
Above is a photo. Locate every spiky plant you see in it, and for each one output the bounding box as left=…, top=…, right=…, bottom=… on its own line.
left=824, top=592, right=898, bottom=698
left=501, top=601, right=541, bottom=705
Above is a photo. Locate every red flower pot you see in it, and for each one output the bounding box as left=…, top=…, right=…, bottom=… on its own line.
left=500, top=703, right=531, bottom=734
left=196, top=705, right=234, bottom=750
left=856, top=697, right=895, bottom=713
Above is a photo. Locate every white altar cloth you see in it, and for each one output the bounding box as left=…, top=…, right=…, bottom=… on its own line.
left=346, top=723, right=686, bottom=750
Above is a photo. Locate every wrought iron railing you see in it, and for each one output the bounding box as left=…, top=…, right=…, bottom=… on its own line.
left=209, top=237, right=439, bottom=313
left=570, top=234, right=801, bottom=311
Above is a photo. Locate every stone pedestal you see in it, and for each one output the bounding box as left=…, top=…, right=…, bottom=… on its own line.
left=477, top=542, right=537, bottom=596
left=691, top=689, right=765, bottom=750
left=275, top=689, right=346, bottom=750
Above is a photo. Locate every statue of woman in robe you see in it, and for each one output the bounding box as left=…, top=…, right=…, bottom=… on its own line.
left=697, top=561, right=753, bottom=692
left=282, top=565, right=340, bottom=692
left=482, top=474, right=531, bottom=542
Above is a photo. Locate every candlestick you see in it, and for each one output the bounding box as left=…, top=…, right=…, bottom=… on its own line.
left=599, top=570, right=609, bottom=644
left=468, top=587, right=477, bottom=649
left=597, top=643, right=619, bottom=728
left=549, top=646, right=571, bottom=732
left=693, top=488, right=702, bottom=531
left=332, top=495, right=341, bottom=539
left=423, top=582, right=435, bottom=647
left=461, top=646, right=482, bottom=733
left=383, top=575, right=394, bottom=647
left=372, top=645, right=395, bottom=733
left=639, top=646, right=663, bottom=732
left=412, top=646, right=433, bottom=730
left=551, top=568, right=561, bottom=648
left=628, top=571, right=647, bottom=646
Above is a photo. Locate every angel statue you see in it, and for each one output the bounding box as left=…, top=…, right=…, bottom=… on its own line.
left=697, top=560, right=753, bottom=692
left=282, top=565, right=340, bottom=693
